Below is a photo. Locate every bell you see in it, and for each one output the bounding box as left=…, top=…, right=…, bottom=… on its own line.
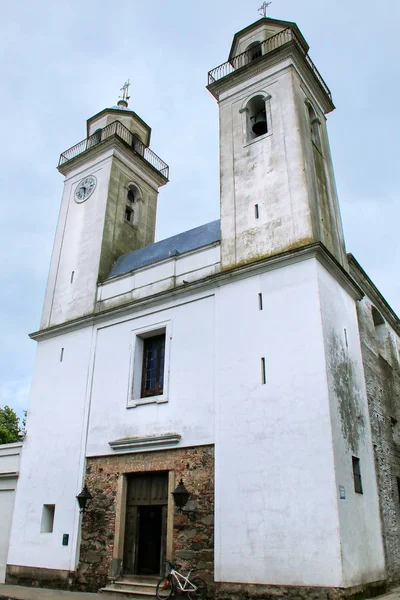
left=252, top=111, right=268, bottom=135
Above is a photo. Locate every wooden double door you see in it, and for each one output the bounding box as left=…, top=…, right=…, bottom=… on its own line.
left=123, top=473, right=168, bottom=576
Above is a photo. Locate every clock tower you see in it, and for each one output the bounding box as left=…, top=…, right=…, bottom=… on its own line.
left=41, top=96, right=169, bottom=329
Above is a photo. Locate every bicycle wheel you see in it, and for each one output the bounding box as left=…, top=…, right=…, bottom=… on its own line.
left=156, top=575, right=175, bottom=599
left=188, top=576, right=207, bottom=600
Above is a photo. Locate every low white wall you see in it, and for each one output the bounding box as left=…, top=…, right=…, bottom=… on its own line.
left=97, top=244, right=221, bottom=311
left=0, top=442, right=22, bottom=583
left=7, top=327, right=94, bottom=572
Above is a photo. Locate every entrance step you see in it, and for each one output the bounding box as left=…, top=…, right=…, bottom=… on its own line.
left=101, top=576, right=159, bottom=598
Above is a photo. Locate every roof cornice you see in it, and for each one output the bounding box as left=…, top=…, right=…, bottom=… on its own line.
left=348, top=253, right=400, bottom=336
left=30, top=243, right=362, bottom=342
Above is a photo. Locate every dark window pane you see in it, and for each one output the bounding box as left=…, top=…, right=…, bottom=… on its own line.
left=352, top=456, right=363, bottom=494
left=141, top=334, right=166, bottom=398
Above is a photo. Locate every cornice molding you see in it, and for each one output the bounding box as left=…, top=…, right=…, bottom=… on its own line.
left=209, top=41, right=334, bottom=114
left=0, top=471, right=19, bottom=479
left=348, top=253, right=400, bottom=336
left=30, top=243, right=362, bottom=341
left=58, top=136, right=167, bottom=187
left=108, top=433, right=181, bottom=454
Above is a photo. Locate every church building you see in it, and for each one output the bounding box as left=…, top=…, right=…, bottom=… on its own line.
left=4, top=12, right=400, bottom=600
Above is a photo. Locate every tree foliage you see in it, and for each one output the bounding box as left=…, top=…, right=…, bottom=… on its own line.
left=0, top=405, right=22, bottom=444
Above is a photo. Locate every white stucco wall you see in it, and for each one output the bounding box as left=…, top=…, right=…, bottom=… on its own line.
left=10, top=254, right=386, bottom=588
left=0, top=443, right=22, bottom=583
left=317, top=263, right=386, bottom=585
left=7, top=327, right=94, bottom=571
left=214, top=258, right=343, bottom=586
left=86, top=291, right=216, bottom=456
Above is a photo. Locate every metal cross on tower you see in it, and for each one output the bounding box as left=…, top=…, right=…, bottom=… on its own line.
left=258, top=1, right=272, bottom=17
left=119, top=80, right=131, bottom=103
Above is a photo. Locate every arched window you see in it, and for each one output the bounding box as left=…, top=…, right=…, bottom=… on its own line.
left=125, top=183, right=141, bottom=225
left=307, top=104, right=322, bottom=151
left=246, top=41, right=262, bottom=62
left=247, top=95, right=268, bottom=140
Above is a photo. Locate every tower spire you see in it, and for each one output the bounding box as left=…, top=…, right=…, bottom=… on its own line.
left=117, top=79, right=131, bottom=108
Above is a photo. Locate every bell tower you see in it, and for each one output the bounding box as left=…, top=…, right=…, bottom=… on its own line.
left=207, top=17, right=347, bottom=270
left=41, top=87, right=169, bottom=329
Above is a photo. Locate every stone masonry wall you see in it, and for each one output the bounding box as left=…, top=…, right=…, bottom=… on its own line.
left=355, top=291, right=400, bottom=583
left=75, top=445, right=214, bottom=592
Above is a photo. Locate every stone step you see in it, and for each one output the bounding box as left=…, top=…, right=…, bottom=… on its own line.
left=100, top=591, right=156, bottom=600
left=113, top=580, right=158, bottom=594
left=100, top=587, right=157, bottom=598
left=100, top=578, right=159, bottom=598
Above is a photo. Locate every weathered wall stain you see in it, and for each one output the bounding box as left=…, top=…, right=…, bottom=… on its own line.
left=329, top=333, right=365, bottom=453
left=350, top=273, right=400, bottom=584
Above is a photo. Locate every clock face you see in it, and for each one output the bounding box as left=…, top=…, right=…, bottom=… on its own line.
left=74, top=175, right=97, bottom=203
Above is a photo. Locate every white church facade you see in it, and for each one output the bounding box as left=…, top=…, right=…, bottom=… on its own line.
left=5, top=14, right=400, bottom=600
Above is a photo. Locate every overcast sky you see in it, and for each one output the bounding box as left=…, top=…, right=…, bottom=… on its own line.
left=0, top=0, right=399, bottom=418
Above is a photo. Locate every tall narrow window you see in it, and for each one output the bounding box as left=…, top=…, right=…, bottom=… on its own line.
left=308, top=104, right=322, bottom=151
left=396, top=477, right=400, bottom=504
left=261, top=357, right=267, bottom=385
left=352, top=456, right=363, bottom=494
left=141, top=334, right=166, bottom=398
left=125, top=206, right=134, bottom=223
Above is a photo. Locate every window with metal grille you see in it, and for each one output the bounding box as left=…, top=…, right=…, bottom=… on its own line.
left=352, top=456, right=363, bottom=494
left=141, top=334, right=165, bottom=398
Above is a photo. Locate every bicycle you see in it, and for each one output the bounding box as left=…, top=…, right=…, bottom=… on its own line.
left=156, top=561, right=207, bottom=599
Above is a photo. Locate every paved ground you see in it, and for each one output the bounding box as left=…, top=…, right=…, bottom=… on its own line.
left=0, top=584, right=400, bottom=600
left=0, top=585, right=101, bottom=600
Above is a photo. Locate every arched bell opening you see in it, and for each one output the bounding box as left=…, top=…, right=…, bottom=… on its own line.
left=246, top=41, right=262, bottom=62
left=124, top=183, right=141, bottom=225
left=247, top=95, right=268, bottom=139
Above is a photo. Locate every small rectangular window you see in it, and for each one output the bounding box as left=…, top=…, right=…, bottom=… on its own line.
left=60, top=348, right=64, bottom=362
left=258, top=293, right=263, bottom=311
left=396, top=477, right=400, bottom=503
left=141, top=334, right=166, bottom=398
left=352, top=456, right=363, bottom=494
left=41, top=504, right=55, bottom=533
left=255, top=204, right=259, bottom=219
left=125, top=206, right=134, bottom=223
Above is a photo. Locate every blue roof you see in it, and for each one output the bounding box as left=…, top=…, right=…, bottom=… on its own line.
left=108, top=219, right=221, bottom=279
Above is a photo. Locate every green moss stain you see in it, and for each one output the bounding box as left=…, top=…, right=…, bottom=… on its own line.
left=221, top=236, right=315, bottom=272
left=329, top=333, right=365, bottom=453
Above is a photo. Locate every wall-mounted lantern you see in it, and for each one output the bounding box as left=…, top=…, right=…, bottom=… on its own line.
left=172, top=479, right=196, bottom=521
left=76, top=485, right=93, bottom=513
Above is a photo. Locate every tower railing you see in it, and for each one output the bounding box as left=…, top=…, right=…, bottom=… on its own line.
left=58, top=121, right=169, bottom=179
left=207, top=27, right=332, bottom=102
